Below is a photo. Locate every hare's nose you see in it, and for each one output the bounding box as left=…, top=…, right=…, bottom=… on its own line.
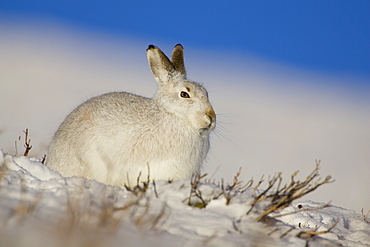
left=199, top=108, right=216, bottom=135
left=206, top=108, right=216, bottom=123
left=205, top=108, right=216, bottom=131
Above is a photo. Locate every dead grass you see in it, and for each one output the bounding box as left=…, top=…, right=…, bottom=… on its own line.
left=243, top=161, right=338, bottom=242
left=12, top=129, right=46, bottom=163
left=185, top=173, right=209, bottom=208
left=220, top=168, right=253, bottom=205
left=187, top=162, right=336, bottom=242
left=361, top=208, right=370, bottom=223
left=247, top=161, right=334, bottom=221
left=186, top=162, right=334, bottom=226
left=295, top=220, right=339, bottom=239
left=22, top=129, right=32, bottom=156
left=14, top=128, right=32, bottom=156
left=1, top=133, right=338, bottom=244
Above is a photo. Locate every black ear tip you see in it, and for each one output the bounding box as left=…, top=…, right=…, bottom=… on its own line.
left=147, top=44, right=156, bottom=50
left=174, top=44, right=183, bottom=49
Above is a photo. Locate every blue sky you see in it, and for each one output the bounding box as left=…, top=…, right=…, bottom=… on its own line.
left=1, top=1, right=369, bottom=79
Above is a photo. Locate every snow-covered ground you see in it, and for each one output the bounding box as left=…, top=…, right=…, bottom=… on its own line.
left=1, top=19, right=369, bottom=217
left=1, top=150, right=369, bottom=247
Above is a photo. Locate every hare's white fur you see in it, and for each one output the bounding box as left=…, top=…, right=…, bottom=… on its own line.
left=47, top=44, right=216, bottom=187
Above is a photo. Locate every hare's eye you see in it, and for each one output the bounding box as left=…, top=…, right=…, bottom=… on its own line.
left=180, top=91, right=190, bottom=98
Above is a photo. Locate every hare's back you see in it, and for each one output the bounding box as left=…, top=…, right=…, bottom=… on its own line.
left=62, top=92, right=157, bottom=129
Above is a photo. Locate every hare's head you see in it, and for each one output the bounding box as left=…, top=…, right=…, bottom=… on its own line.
left=147, top=44, right=216, bottom=136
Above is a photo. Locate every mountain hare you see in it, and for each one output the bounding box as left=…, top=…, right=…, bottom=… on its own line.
left=47, top=44, right=216, bottom=187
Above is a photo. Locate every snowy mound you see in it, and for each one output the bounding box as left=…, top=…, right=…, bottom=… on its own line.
left=0, top=151, right=369, bottom=247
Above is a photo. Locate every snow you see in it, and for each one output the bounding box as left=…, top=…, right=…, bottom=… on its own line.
left=1, top=151, right=369, bottom=247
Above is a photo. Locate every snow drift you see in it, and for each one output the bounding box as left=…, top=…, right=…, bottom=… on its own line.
left=1, top=151, right=369, bottom=247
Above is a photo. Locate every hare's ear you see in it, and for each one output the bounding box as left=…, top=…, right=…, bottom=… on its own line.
left=171, top=44, right=187, bottom=79
left=146, top=45, right=176, bottom=85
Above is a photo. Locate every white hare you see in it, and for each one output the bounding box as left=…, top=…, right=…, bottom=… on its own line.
left=47, top=44, right=216, bottom=187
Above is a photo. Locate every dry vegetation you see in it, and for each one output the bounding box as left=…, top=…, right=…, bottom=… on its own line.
left=186, top=162, right=338, bottom=242
left=248, top=161, right=334, bottom=221
left=13, top=128, right=33, bottom=157
left=0, top=129, right=340, bottom=245
left=362, top=208, right=370, bottom=224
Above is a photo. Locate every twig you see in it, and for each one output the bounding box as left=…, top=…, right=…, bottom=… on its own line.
left=41, top=154, right=47, bottom=164
left=247, top=162, right=334, bottom=222
left=361, top=208, right=370, bottom=223
left=23, top=129, right=32, bottom=156
left=272, top=202, right=331, bottom=219
left=232, top=219, right=242, bottom=233
left=185, top=173, right=208, bottom=208
left=296, top=220, right=339, bottom=239
left=153, top=180, right=158, bottom=198
left=280, top=226, right=295, bottom=238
